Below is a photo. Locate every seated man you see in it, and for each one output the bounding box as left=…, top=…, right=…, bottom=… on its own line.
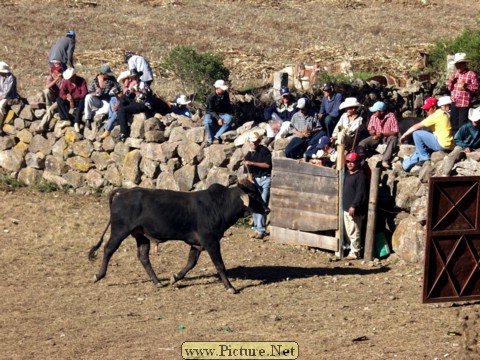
left=36, top=64, right=65, bottom=133
left=310, top=135, right=337, bottom=168
left=0, top=61, right=19, bottom=134
left=56, top=67, right=88, bottom=133
left=204, top=80, right=233, bottom=145
left=285, top=97, right=325, bottom=159
left=318, top=81, right=342, bottom=137
left=358, top=101, right=399, bottom=168
left=84, top=65, right=121, bottom=129
left=400, top=97, right=454, bottom=171
left=441, top=107, right=480, bottom=176
left=170, top=95, right=192, bottom=118
left=264, top=86, right=297, bottom=145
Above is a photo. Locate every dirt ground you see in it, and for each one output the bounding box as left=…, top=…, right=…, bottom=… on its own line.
left=1, top=187, right=479, bottom=360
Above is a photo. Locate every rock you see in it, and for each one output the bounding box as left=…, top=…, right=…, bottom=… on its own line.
left=205, top=167, right=237, bottom=187
left=220, top=130, right=238, bottom=143
left=14, top=118, right=26, bottom=131
left=0, top=136, right=15, bottom=151
left=28, top=135, right=54, bottom=155
left=130, top=113, right=146, bottom=138
left=160, top=141, right=179, bottom=161
left=156, top=172, right=180, bottom=191
left=392, top=215, right=425, bottom=263
left=197, top=157, right=212, bottom=181
left=140, top=157, right=160, bottom=178
left=139, top=177, right=155, bottom=189
left=169, top=126, right=187, bottom=142
left=14, top=141, right=29, bottom=155
left=204, top=143, right=236, bottom=167
left=104, top=164, right=123, bottom=187
left=177, top=140, right=203, bottom=165
left=125, top=137, right=143, bottom=149
left=144, top=130, right=166, bottom=143
left=64, top=128, right=81, bottom=145
left=65, top=156, right=93, bottom=173
left=101, top=136, right=116, bottom=151
left=42, top=171, right=67, bottom=187
left=395, top=176, right=421, bottom=210
left=19, top=105, right=34, bottom=121
left=51, top=138, right=69, bottom=159
left=63, top=170, right=84, bottom=188
left=398, top=144, right=416, bottom=159
left=25, top=152, right=46, bottom=169
left=73, top=140, right=94, bottom=158
left=144, top=117, right=164, bottom=132
left=0, top=149, right=25, bottom=172
left=16, top=129, right=33, bottom=144
left=122, top=149, right=142, bottom=185
left=141, top=142, right=166, bottom=163
left=235, top=120, right=255, bottom=134
left=228, top=147, right=245, bottom=171
left=410, top=195, right=427, bottom=223
left=234, top=127, right=266, bottom=147
left=17, top=167, right=42, bottom=186
left=91, top=151, right=112, bottom=171
left=185, top=127, right=205, bottom=144
left=85, top=169, right=104, bottom=189
left=174, top=164, right=196, bottom=191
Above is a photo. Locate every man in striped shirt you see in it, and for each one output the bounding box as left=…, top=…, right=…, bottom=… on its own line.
left=358, top=101, right=399, bottom=168
left=447, top=53, right=479, bottom=132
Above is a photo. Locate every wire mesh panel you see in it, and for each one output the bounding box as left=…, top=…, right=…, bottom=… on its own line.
left=423, top=177, right=480, bottom=303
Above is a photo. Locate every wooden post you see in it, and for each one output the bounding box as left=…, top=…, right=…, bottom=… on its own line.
left=336, top=144, right=345, bottom=170
left=273, top=71, right=289, bottom=100
left=335, top=144, right=345, bottom=257
left=364, top=167, right=381, bottom=261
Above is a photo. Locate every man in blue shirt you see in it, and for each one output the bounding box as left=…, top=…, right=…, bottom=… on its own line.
left=318, top=82, right=342, bottom=137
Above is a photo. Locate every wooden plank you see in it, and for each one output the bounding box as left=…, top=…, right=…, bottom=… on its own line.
left=272, top=171, right=338, bottom=195
left=272, top=158, right=338, bottom=178
left=270, top=187, right=338, bottom=214
left=270, top=207, right=338, bottom=231
left=270, top=226, right=339, bottom=251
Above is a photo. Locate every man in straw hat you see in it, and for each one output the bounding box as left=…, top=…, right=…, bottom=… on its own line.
left=243, top=132, right=272, bottom=240
left=441, top=107, right=480, bottom=176
left=331, top=97, right=366, bottom=152
left=447, top=53, right=478, bottom=132
left=0, top=61, right=19, bottom=134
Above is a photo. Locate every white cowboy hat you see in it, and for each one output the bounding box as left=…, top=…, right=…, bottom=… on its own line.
left=214, top=79, right=228, bottom=91
left=437, top=96, right=452, bottom=107
left=339, top=97, right=361, bottom=110
left=248, top=132, right=262, bottom=143
left=0, top=61, right=11, bottom=74
left=453, top=53, right=471, bottom=64
left=468, top=107, right=480, bottom=122
left=117, top=70, right=131, bottom=83
left=63, top=67, right=77, bottom=80
left=175, top=95, right=191, bottom=105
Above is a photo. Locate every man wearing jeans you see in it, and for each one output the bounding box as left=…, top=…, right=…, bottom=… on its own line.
left=400, top=97, right=454, bottom=171
left=244, top=132, right=272, bottom=239
left=204, top=80, right=233, bottom=145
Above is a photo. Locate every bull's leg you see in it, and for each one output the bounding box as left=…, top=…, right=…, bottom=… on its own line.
left=204, top=241, right=237, bottom=294
left=170, top=246, right=201, bottom=285
left=134, top=234, right=161, bottom=286
left=95, top=229, right=130, bottom=282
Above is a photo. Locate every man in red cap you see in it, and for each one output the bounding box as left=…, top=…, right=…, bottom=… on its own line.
left=400, top=97, right=454, bottom=171
left=343, top=152, right=369, bottom=259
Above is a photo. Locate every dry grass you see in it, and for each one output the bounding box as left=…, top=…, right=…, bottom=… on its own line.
left=2, top=0, right=479, bottom=99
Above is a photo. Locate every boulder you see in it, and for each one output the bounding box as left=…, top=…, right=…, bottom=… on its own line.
left=174, top=164, right=197, bottom=191
left=91, top=151, right=112, bottom=171
left=204, top=143, right=236, bottom=167
left=395, top=176, right=421, bottom=210
left=130, top=113, right=146, bottom=138
left=140, top=157, right=160, bottom=178
left=25, top=152, right=46, bottom=169
left=0, top=136, right=15, bottom=151
left=28, top=135, right=54, bottom=155
left=122, top=149, right=142, bottom=185
left=17, top=167, right=42, bottom=186
left=392, top=215, right=425, bottom=263
left=104, top=164, right=123, bottom=187
left=185, top=127, right=205, bottom=144
left=65, top=156, right=93, bottom=173
left=0, top=149, right=25, bottom=172
left=85, top=169, right=104, bottom=189
left=177, top=140, right=203, bottom=165
left=141, top=142, right=166, bottom=163
left=205, top=167, right=237, bottom=187
left=156, top=172, right=180, bottom=191
left=63, top=170, right=84, bottom=188
left=73, top=140, right=94, bottom=158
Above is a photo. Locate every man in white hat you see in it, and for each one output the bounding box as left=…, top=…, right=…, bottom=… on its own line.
left=243, top=132, right=272, bottom=239
left=56, top=67, right=88, bottom=132
left=0, top=62, right=19, bottom=133
left=442, top=107, right=480, bottom=176
left=331, top=97, right=365, bottom=152
left=204, top=80, right=233, bottom=144
left=170, top=95, right=192, bottom=118
left=447, top=53, right=479, bottom=132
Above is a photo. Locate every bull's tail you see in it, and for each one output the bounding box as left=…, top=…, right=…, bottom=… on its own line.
left=88, top=189, right=127, bottom=261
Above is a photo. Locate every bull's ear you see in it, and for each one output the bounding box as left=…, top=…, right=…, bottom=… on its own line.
left=239, top=190, right=249, bottom=208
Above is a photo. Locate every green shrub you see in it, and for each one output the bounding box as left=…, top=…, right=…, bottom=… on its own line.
left=429, top=27, right=480, bottom=72
left=34, top=180, right=59, bottom=193
left=163, top=46, right=230, bottom=106
left=0, top=176, right=26, bottom=189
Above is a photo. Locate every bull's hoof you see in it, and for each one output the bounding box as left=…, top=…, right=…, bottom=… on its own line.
left=170, top=274, right=178, bottom=285
left=154, top=281, right=162, bottom=288
left=227, top=287, right=238, bottom=294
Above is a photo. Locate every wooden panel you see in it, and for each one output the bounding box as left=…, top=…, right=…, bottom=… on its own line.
left=272, top=158, right=338, bottom=178
left=270, top=188, right=338, bottom=214
left=270, top=207, right=338, bottom=231
left=272, top=171, right=338, bottom=195
left=270, top=226, right=339, bottom=251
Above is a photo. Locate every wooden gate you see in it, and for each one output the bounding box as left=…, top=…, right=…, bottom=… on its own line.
left=423, top=176, right=480, bottom=303
left=269, top=158, right=341, bottom=252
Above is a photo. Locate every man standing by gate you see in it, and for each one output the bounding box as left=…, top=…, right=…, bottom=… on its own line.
left=244, top=133, right=272, bottom=240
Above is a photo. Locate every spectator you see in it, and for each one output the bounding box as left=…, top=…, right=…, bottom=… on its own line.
left=438, top=95, right=452, bottom=115
left=124, top=52, right=154, bottom=86
left=318, top=81, right=342, bottom=137
left=311, top=135, right=337, bottom=168
left=170, top=95, right=192, bottom=118
left=264, top=86, right=297, bottom=146
left=48, top=30, right=76, bottom=69
left=358, top=101, right=399, bottom=168
left=343, top=152, right=369, bottom=260
left=400, top=97, right=454, bottom=171
left=84, top=65, right=121, bottom=130
left=441, top=107, right=480, bottom=176
left=285, top=97, right=325, bottom=159
left=56, top=67, right=88, bottom=133
left=99, top=70, right=131, bottom=140
left=0, top=61, right=19, bottom=134
left=243, top=132, right=272, bottom=240
left=116, top=69, right=153, bottom=141
left=447, top=53, right=479, bottom=132
left=204, top=80, right=233, bottom=145
left=35, top=64, right=65, bottom=133
left=331, top=97, right=365, bottom=152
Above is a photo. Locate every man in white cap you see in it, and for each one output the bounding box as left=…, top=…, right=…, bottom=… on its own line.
left=331, top=97, right=365, bottom=152
left=0, top=62, right=19, bottom=134
left=264, top=86, right=297, bottom=146
left=49, top=30, right=76, bottom=69
left=243, top=132, right=272, bottom=239
left=447, top=53, right=478, bottom=132
left=204, top=80, right=233, bottom=145
left=56, top=67, right=88, bottom=132
left=442, top=107, right=480, bottom=176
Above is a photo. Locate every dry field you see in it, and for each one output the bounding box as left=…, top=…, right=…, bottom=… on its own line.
left=1, top=1, right=480, bottom=359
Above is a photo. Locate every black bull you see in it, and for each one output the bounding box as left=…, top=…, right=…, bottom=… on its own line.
left=88, top=179, right=269, bottom=293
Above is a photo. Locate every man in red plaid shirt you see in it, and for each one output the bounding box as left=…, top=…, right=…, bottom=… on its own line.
left=358, top=101, right=399, bottom=168
left=448, top=53, right=479, bottom=132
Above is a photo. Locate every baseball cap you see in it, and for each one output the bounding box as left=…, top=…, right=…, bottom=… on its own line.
left=369, top=101, right=387, bottom=112
left=421, top=97, right=438, bottom=110
left=214, top=80, right=228, bottom=91
left=316, top=136, right=331, bottom=149
left=280, top=86, right=290, bottom=96
left=296, top=98, right=308, bottom=109
left=322, top=82, right=334, bottom=91
left=66, top=30, right=76, bottom=37
left=345, top=152, right=360, bottom=162
left=99, top=65, right=115, bottom=77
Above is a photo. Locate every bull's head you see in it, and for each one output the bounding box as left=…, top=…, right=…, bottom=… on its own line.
left=237, top=178, right=270, bottom=215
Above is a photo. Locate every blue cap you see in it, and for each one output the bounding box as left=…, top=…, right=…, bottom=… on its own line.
left=66, top=30, right=76, bottom=37
left=280, top=86, right=290, bottom=96
left=316, top=136, right=331, bottom=149
left=369, top=101, right=387, bottom=112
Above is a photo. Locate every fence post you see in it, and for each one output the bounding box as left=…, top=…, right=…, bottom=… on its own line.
left=335, top=144, right=346, bottom=258
left=364, top=167, right=381, bottom=261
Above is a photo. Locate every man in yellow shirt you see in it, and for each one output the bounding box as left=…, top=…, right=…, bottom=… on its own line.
left=400, top=97, right=454, bottom=171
